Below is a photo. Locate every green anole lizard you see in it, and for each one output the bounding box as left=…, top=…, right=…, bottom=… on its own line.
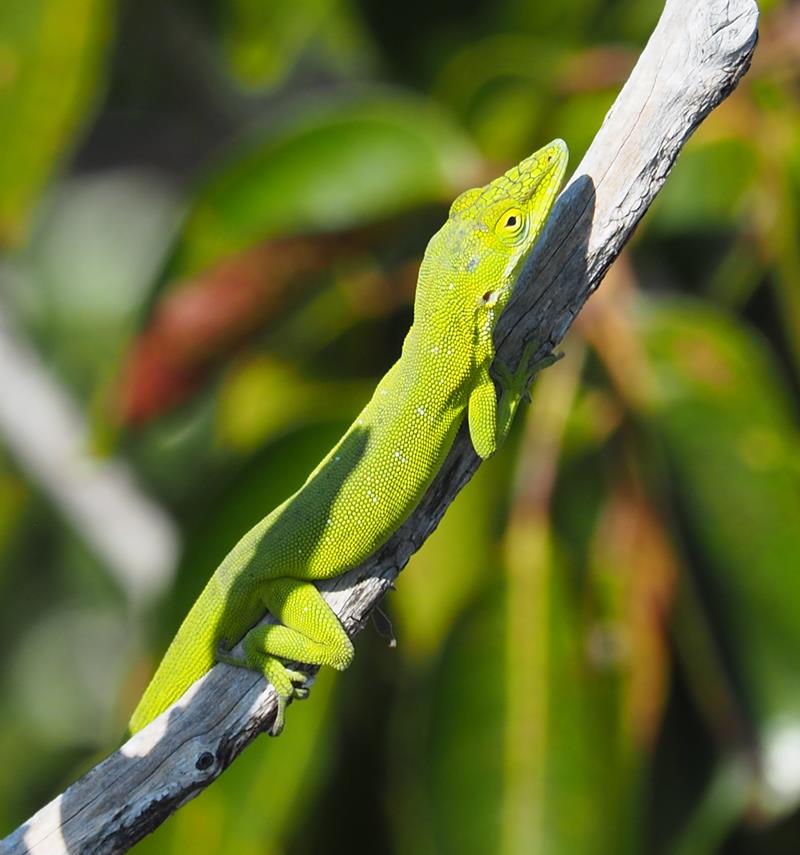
left=129, top=139, right=569, bottom=737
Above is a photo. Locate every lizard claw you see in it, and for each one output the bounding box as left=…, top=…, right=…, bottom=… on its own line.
left=283, top=668, right=311, bottom=700
left=270, top=674, right=310, bottom=736
left=271, top=696, right=288, bottom=736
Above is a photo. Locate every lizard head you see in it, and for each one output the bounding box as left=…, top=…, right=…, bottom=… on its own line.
left=447, top=138, right=569, bottom=343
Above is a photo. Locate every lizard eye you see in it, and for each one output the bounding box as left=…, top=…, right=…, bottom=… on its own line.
left=495, top=207, right=525, bottom=240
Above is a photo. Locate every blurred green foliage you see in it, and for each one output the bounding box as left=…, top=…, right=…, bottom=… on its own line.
left=1, top=0, right=799, bottom=853
left=0, top=0, right=112, bottom=246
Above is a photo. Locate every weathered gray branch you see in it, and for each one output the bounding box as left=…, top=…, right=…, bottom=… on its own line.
left=3, top=0, right=758, bottom=852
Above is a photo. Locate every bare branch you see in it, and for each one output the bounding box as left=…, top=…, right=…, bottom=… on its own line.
left=3, top=0, right=758, bottom=852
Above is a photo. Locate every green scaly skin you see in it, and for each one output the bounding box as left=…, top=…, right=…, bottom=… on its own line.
left=129, top=139, right=569, bottom=737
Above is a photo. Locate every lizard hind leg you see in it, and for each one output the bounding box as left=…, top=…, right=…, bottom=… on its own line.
left=218, top=577, right=354, bottom=735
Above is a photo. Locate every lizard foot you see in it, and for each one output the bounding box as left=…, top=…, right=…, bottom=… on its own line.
left=495, top=341, right=562, bottom=436
left=217, top=643, right=309, bottom=736
left=496, top=341, right=562, bottom=402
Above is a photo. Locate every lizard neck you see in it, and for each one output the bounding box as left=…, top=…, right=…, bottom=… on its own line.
left=400, top=316, right=476, bottom=412
left=400, top=253, right=480, bottom=406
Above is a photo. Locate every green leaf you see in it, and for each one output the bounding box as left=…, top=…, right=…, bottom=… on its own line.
left=637, top=298, right=800, bottom=816
left=221, top=0, right=374, bottom=89
left=216, top=355, right=369, bottom=452
left=414, top=516, right=650, bottom=855
left=423, top=583, right=507, bottom=854
left=646, top=138, right=758, bottom=233
left=169, top=94, right=480, bottom=276
left=0, top=0, right=112, bottom=246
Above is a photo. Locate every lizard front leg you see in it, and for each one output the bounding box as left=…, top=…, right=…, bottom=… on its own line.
left=468, top=342, right=561, bottom=459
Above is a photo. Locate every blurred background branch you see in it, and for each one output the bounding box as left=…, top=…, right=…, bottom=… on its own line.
left=0, top=304, right=178, bottom=605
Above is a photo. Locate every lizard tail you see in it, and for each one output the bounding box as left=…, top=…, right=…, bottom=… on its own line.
left=128, top=584, right=222, bottom=735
